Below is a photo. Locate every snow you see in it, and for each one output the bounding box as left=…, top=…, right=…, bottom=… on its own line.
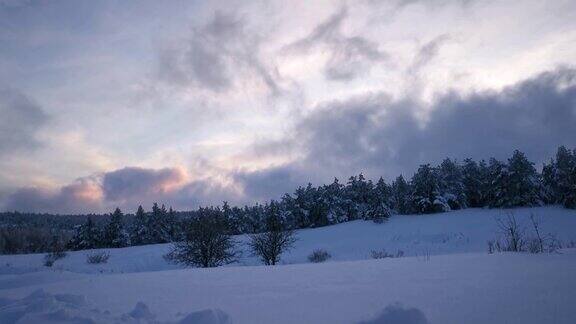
left=0, top=206, right=575, bottom=323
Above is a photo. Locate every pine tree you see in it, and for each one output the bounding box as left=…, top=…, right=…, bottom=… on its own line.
left=222, top=201, right=237, bottom=234
left=69, top=217, right=101, bottom=250
left=487, top=157, right=509, bottom=208
left=130, top=205, right=149, bottom=245
left=505, top=150, right=542, bottom=207
left=146, top=203, right=169, bottom=243
left=565, top=165, right=576, bottom=209
left=391, top=175, right=411, bottom=214
left=163, top=206, right=177, bottom=242
left=300, top=183, right=324, bottom=227
left=410, top=164, right=449, bottom=214
left=322, top=178, right=348, bottom=224
left=104, top=207, right=129, bottom=248
left=279, top=194, right=298, bottom=230
left=541, top=159, right=557, bottom=204
left=462, top=158, right=484, bottom=207
left=344, top=174, right=373, bottom=220
left=438, top=158, right=467, bottom=210
left=366, top=177, right=392, bottom=223
left=551, top=146, right=576, bottom=208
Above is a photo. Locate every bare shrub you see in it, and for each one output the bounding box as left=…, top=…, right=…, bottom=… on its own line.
left=491, top=213, right=561, bottom=254
left=565, top=240, right=576, bottom=248
left=416, top=248, right=431, bottom=262
left=165, top=214, right=237, bottom=268
left=371, top=249, right=404, bottom=259
left=528, top=214, right=562, bottom=253
left=496, top=213, right=526, bottom=252
left=308, top=249, right=331, bottom=263
left=86, top=251, right=110, bottom=264
left=487, top=240, right=495, bottom=254
left=43, top=250, right=67, bottom=267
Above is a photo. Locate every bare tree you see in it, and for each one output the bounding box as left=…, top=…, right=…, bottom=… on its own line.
left=527, top=214, right=561, bottom=254
left=528, top=214, right=544, bottom=253
left=496, top=213, right=526, bottom=252
left=165, top=213, right=237, bottom=268
left=248, top=210, right=297, bottom=266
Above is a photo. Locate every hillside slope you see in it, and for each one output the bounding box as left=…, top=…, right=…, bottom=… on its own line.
left=0, top=206, right=575, bottom=323
left=1, top=206, right=575, bottom=275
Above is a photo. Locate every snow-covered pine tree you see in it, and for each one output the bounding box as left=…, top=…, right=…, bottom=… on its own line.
left=69, top=217, right=101, bottom=250
left=477, top=159, right=491, bottom=206
left=462, top=158, right=484, bottom=207
left=279, top=194, right=298, bottom=230
left=222, top=201, right=240, bottom=234
left=322, top=178, right=348, bottom=224
left=553, top=146, right=576, bottom=208
left=164, top=206, right=178, bottom=242
left=104, top=207, right=129, bottom=248
left=438, top=158, right=467, bottom=210
left=301, top=183, right=325, bottom=227
left=146, top=203, right=170, bottom=243
left=290, top=186, right=311, bottom=229
left=130, top=205, right=149, bottom=245
left=565, top=165, right=576, bottom=209
left=246, top=204, right=266, bottom=233
left=505, top=150, right=543, bottom=207
left=391, top=175, right=411, bottom=214
left=366, top=177, right=392, bottom=223
left=487, top=157, right=509, bottom=208
left=306, top=185, right=329, bottom=227
left=344, top=174, right=373, bottom=220
left=541, top=159, right=558, bottom=204
left=410, top=164, right=449, bottom=214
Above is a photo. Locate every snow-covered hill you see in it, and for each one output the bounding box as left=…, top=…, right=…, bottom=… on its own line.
left=0, top=206, right=575, bottom=323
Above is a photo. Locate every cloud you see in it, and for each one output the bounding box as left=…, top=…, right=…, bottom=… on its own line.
left=102, top=166, right=238, bottom=209
left=284, top=7, right=389, bottom=81
left=233, top=164, right=307, bottom=201
left=3, top=67, right=575, bottom=213
left=0, top=88, right=48, bottom=153
left=157, top=11, right=280, bottom=94
left=235, top=67, right=576, bottom=199
left=3, top=178, right=103, bottom=214
left=102, top=167, right=188, bottom=202
left=2, top=166, right=239, bottom=213
left=408, top=34, right=451, bottom=75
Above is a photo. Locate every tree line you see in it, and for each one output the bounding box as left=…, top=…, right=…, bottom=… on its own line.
left=2, top=146, right=575, bottom=254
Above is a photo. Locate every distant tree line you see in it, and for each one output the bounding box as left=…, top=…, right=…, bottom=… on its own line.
left=1, top=146, right=575, bottom=254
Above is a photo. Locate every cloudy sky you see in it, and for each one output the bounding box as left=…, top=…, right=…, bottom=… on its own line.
left=1, top=0, right=575, bottom=214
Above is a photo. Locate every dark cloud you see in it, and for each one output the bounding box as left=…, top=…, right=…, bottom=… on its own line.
left=233, top=165, right=308, bottom=202
left=3, top=178, right=103, bottom=214
left=166, top=179, right=238, bottom=209
left=2, top=166, right=238, bottom=213
left=0, top=88, right=48, bottom=153
left=285, top=7, right=389, bottom=81
left=102, top=166, right=237, bottom=210
left=236, top=67, right=576, bottom=199
left=102, top=167, right=186, bottom=201
left=157, top=11, right=279, bottom=94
